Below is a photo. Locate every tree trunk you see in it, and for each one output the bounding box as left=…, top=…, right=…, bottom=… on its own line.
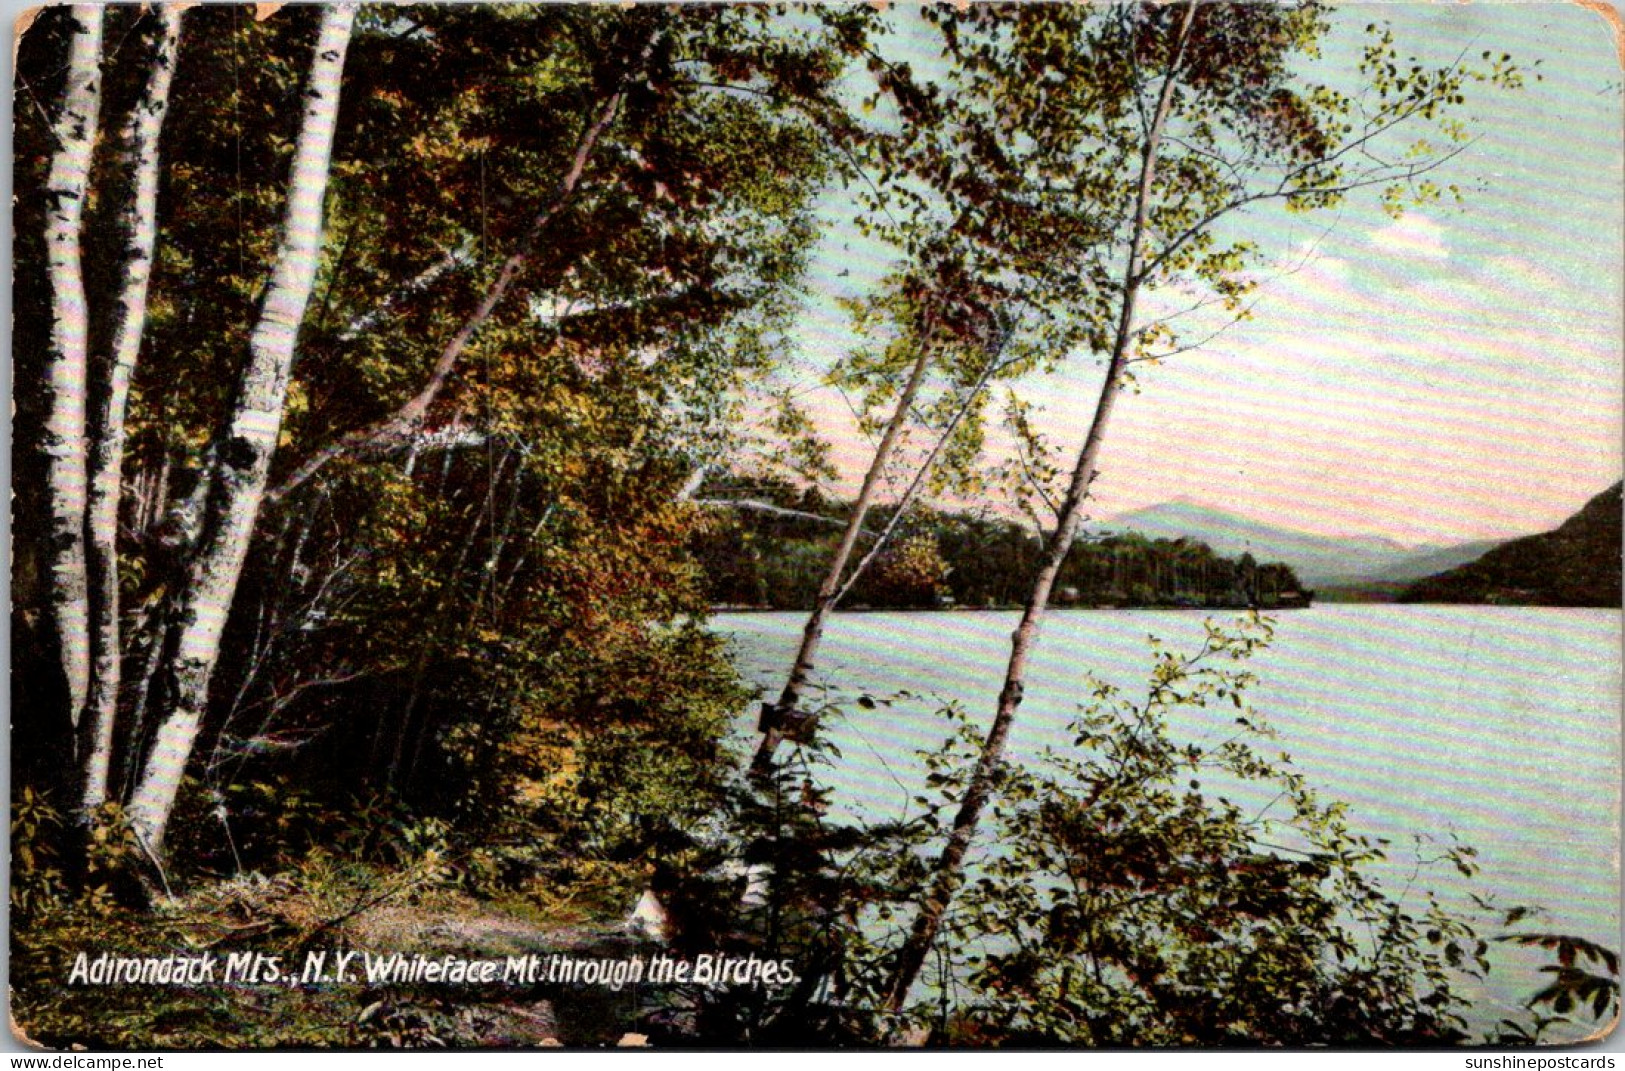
left=881, top=0, right=1198, bottom=1013
left=81, top=6, right=187, bottom=814
left=127, top=4, right=357, bottom=852
left=750, top=307, right=939, bottom=775
left=832, top=323, right=1011, bottom=607
left=41, top=4, right=104, bottom=744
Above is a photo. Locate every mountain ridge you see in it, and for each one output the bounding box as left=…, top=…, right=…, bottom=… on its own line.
left=1397, top=483, right=1622, bottom=606
left=1098, top=500, right=1494, bottom=586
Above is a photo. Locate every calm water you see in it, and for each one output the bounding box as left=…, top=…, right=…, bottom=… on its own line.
left=714, top=606, right=1622, bottom=1040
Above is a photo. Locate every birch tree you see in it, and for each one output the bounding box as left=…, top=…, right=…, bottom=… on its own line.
left=127, top=4, right=357, bottom=851
left=260, top=31, right=657, bottom=507
left=750, top=269, right=1018, bottom=773
left=746, top=19, right=1110, bottom=774
left=9, top=0, right=887, bottom=905
left=81, top=6, right=187, bottom=813
left=90, top=4, right=865, bottom=846
left=40, top=5, right=103, bottom=751
left=880, top=0, right=1525, bottom=1013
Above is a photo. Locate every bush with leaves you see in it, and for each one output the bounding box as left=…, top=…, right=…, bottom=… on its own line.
left=12, top=786, right=71, bottom=920
left=847, top=533, right=954, bottom=609
left=1494, top=932, right=1621, bottom=1044
left=750, top=618, right=1509, bottom=1045
left=421, top=617, right=1617, bottom=1049
left=919, top=616, right=1497, bottom=1045
left=597, top=692, right=943, bottom=1046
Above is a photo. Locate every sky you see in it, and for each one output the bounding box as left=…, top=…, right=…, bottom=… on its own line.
left=1, top=2, right=1614, bottom=548
left=786, top=2, right=1625, bottom=547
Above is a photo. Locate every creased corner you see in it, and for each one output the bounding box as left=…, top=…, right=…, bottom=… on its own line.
left=1571, top=0, right=1625, bottom=70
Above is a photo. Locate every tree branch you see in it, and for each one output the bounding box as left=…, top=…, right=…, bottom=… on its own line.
left=692, top=498, right=873, bottom=534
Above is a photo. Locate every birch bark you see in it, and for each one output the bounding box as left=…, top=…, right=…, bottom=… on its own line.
left=128, top=4, right=357, bottom=851
left=750, top=305, right=938, bottom=774
left=81, top=6, right=187, bottom=813
left=41, top=5, right=104, bottom=740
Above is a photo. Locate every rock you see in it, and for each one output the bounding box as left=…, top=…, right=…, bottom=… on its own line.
left=625, top=888, right=670, bottom=942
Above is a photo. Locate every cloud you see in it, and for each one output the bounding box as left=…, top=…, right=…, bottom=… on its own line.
left=1368, top=214, right=1450, bottom=261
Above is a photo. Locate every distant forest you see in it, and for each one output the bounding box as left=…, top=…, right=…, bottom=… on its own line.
left=691, top=476, right=1311, bottom=610
left=1400, top=482, right=1622, bottom=606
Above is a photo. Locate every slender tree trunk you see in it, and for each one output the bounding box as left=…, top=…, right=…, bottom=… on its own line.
left=117, top=597, right=169, bottom=799
left=750, top=306, right=939, bottom=775
left=137, top=454, right=171, bottom=534
left=81, top=6, right=187, bottom=814
left=127, top=4, right=357, bottom=852
left=881, top=1, right=1198, bottom=1014
left=832, top=323, right=1011, bottom=607
left=752, top=309, right=1014, bottom=775
left=472, top=449, right=525, bottom=613
left=337, top=238, right=474, bottom=342
left=41, top=4, right=104, bottom=744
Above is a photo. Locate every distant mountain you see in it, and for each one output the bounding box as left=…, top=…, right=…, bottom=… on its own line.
left=1366, top=539, right=1504, bottom=583
left=1099, top=500, right=1494, bottom=587
left=1398, top=483, right=1622, bottom=607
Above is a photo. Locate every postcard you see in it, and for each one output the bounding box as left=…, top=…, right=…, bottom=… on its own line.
left=8, top=0, right=1622, bottom=1051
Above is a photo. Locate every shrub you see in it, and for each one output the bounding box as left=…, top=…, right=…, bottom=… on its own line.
left=929, top=617, right=1490, bottom=1044
left=741, top=617, right=1512, bottom=1045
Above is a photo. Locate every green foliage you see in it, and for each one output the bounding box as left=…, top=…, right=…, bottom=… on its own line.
left=654, top=617, right=1609, bottom=1048
left=8, top=2, right=1556, bottom=1049
left=13, top=1, right=870, bottom=875
left=627, top=713, right=940, bottom=1045
left=11, top=789, right=145, bottom=919
left=786, top=619, right=1496, bottom=1045
left=1497, top=933, right=1621, bottom=1035
left=351, top=997, right=469, bottom=1049
left=10, top=825, right=460, bottom=1049
left=11, top=787, right=70, bottom=921
left=851, top=533, right=952, bottom=609
left=150, top=0, right=872, bottom=887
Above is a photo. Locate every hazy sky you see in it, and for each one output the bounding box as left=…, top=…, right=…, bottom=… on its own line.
left=789, top=2, right=1624, bottom=547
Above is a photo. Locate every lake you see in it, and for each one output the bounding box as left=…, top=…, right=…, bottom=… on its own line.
left=713, top=606, right=1622, bottom=1042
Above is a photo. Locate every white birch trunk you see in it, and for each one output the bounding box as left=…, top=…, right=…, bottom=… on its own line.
left=127, top=4, right=356, bottom=852
left=41, top=5, right=104, bottom=737
left=82, top=5, right=187, bottom=814
left=882, top=0, right=1200, bottom=1011
left=750, top=313, right=938, bottom=774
